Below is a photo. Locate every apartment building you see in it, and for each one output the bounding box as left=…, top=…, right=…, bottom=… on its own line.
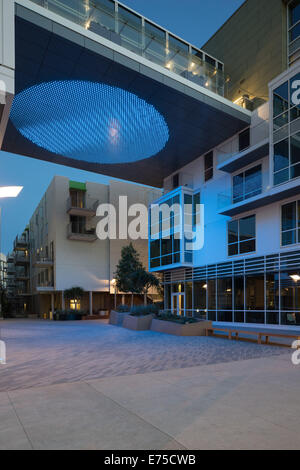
left=147, top=0, right=300, bottom=328
left=1, top=0, right=300, bottom=326
left=8, top=176, right=161, bottom=317
left=6, top=229, right=31, bottom=315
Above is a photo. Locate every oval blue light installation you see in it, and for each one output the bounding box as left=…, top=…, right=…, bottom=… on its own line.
left=10, top=80, right=169, bottom=164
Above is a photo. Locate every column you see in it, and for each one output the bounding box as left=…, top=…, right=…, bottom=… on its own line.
left=62, top=291, right=65, bottom=310
left=89, top=291, right=93, bottom=316
left=50, top=293, right=54, bottom=321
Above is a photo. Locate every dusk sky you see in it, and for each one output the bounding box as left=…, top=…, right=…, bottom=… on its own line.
left=0, top=0, right=244, bottom=255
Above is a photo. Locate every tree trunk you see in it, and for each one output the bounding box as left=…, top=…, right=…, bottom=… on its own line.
left=144, top=292, right=147, bottom=306
left=131, top=293, right=134, bottom=308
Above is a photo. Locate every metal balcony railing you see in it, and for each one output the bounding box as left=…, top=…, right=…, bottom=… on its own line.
left=29, top=0, right=227, bottom=97
left=66, top=197, right=99, bottom=213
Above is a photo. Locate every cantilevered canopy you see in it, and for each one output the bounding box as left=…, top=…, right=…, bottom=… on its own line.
left=1, top=14, right=251, bottom=187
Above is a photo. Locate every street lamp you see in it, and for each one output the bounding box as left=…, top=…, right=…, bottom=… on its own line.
left=0, top=186, right=23, bottom=319
left=112, top=278, right=117, bottom=309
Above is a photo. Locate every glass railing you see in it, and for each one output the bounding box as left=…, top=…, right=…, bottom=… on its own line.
left=216, top=119, right=270, bottom=167
left=29, top=0, right=226, bottom=97
left=217, top=171, right=269, bottom=209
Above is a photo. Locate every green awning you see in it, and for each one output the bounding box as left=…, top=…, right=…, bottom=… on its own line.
left=69, top=181, right=86, bottom=191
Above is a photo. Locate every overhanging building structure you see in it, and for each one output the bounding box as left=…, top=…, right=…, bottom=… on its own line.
left=1, top=0, right=300, bottom=326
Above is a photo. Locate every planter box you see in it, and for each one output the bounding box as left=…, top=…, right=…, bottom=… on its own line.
left=151, top=319, right=212, bottom=336
left=123, top=314, right=153, bottom=331
left=109, top=310, right=130, bottom=326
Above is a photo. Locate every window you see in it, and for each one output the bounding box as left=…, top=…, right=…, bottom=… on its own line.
left=239, top=128, right=250, bottom=152
left=288, top=1, right=300, bottom=66
left=149, top=190, right=200, bottom=269
left=217, top=278, right=232, bottom=310
left=172, top=173, right=179, bottom=189
left=233, top=165, right=262, bottom=203
left=204, top=151, right=213, bottom=182
left=289, top=0, right=300, bottom=27
left=281, top=200, right=300, bottom=246
left=228, top=215, right=256, bottom=256
left=273, top=82, right=289, bottom=118
left=70, top=216, right=86, bottom=234
left=70, top=300, right=81, bottom=310
left=273, top=73, right=300, bottom=185
left=246, top=275, right=264, bottom=310
left=70, top=189, right=85, bottom=208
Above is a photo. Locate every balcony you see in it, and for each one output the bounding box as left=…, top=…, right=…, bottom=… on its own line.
left=6, top=265, right=15, bottom=275
left=15, top=272, right=30, bottom=282
left=36, top=282, right=54, bottom=293
left=14, top=235, right=29, bottom=251
left=14, top=253, right=30, bottom=265
left=67, top=224, right=98, bottom=242
left=29, top=0, right=226, bottom=97
left=67, top=197, right=99, bottom=217
left=7, top=254, right=14, bottom=263
left=32, top=255, right=54, bottom=268
left=217, top=114, right=270, bottom=173
left=218, top=176, right=300, bottom=217
left=217, top=139, right=269, bottom=174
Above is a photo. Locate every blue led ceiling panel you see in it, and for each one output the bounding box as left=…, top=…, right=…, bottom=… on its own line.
left=10, top=80, right=169, bottom=164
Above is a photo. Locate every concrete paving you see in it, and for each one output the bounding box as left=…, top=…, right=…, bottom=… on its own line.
left=0, top=320, right=289, bottom=392
left=0, top=320, right=299, bottom=450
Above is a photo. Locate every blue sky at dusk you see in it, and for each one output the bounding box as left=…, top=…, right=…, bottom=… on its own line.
left=0, top=0, right=245, bottom=255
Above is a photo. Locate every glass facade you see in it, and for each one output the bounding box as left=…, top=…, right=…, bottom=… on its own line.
left=30, top=0, right=225, bottom=96
left=149, top=189, right=201, bottom=269
left=232, top=165, right=262, bottom=204
left=164, top=271, right=300, bottom=326
left=288, top=0, right=300, bottom=66
left=228, top=216, right=256, bottom=256
left=273, top=72, right=300, bottom=186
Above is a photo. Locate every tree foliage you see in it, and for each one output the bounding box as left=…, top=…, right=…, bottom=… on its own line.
left=115, top=244, right=160, bottom=305
left=64, top=287, right=85, bottom=310
left=115, top=243, right=143, bottom=294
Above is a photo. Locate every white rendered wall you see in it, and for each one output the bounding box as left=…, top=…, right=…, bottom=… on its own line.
left=30, top=176, right=162, bottom=293
left=161, top=101, right=298, bottom=268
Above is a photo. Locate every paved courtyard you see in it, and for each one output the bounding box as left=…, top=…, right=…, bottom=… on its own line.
left=0, top=320, right=299, bottom=450
left=0, top=320, right=289, bottom=391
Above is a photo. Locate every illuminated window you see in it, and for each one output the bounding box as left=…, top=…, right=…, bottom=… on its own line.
left=70, top=300, right=81, bottom=311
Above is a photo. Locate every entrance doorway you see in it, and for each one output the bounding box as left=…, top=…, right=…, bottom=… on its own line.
left=172, top=293, right=185, bottom=316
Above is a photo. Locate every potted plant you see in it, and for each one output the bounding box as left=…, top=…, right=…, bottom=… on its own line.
left=151, top=311, right=212, bottom=336
left=109, top=304, right=130, bottom=326
left=123, top=304, right=159, bottom=331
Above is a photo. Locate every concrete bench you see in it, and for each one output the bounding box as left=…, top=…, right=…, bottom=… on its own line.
left=206, top=327, right=300, bottom=348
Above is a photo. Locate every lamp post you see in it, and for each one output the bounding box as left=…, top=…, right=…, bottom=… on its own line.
left=0, top=187, right=23, bottom=319
left=112, top=278, right=117, bottom=309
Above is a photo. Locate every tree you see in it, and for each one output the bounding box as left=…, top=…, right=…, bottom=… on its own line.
left=115, top=243, right=143, bottom=306
left=64, top=287, right=85, bottom=311
left=131, top=269, right=160, bottom=305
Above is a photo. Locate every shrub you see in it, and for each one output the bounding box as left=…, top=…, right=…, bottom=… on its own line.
left=54, top=310, right=85, bottom=321
left=116, top=305, right=130, bottom=313
left=156, top=312, right=198, bottom=325
left=130, top=304, right=160, bottom=316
